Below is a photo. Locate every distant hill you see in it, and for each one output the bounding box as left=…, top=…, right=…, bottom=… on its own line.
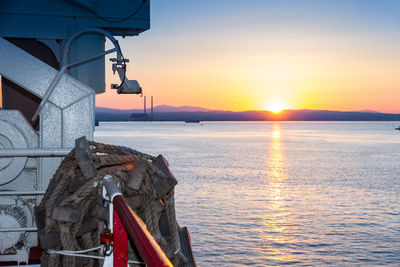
left=95, top=105, right=211, bottom=114
left=95, top=107, right=142, bottom=113
left=154, top=105, right=211, bottom=112
left=355, top=109, right=380, bottom=113
left=95, top=106, right=400, bottom=121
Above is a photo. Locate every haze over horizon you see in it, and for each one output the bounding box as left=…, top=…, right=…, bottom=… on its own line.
left=96, top=0, right=400, bottom=113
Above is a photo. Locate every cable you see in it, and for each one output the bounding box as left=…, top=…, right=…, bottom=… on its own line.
left=128, top=260, right=145, bottom=265
left=47, top=245, right=103, bottom=254
left=87, top=0, right=146, bottom=23
left=47, top=246, right=145, bottom=265
left=47, top=251, right=104, bottom=260
left=104, top=247, right=113, bottom=257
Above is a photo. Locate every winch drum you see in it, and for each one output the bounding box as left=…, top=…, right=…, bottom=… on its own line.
left=0, top=115, right=30, bottom=185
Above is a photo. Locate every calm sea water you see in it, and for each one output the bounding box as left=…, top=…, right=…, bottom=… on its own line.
left=95, top=121, right=400, bottom=266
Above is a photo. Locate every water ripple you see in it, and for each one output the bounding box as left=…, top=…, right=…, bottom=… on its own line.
left=96, top=122, right=400, bottom=266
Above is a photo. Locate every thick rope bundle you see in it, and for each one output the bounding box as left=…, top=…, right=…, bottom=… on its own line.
left=36, top=140, right=186, bottom=267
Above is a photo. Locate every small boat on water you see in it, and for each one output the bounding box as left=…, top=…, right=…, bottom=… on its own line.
left=395, top=126, right=400, bottom=130
left=185, top=119, right=201, bottom=123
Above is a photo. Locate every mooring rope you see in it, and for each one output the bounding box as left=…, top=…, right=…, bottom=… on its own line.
left=37, top=140, right=187, bottom=266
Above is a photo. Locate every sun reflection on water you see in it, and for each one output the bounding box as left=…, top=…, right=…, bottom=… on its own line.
left=260, top=123, right=298, bottom=265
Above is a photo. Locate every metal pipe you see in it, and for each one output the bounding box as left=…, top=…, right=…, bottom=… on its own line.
left=0, top=227, right=38, bottom=232
left=103, top=175, right=172, bottom=267
left=66, top=48, right=117, bottom=69
left=61, top=28, right=122, bottom=67
left=32, top=66, right=66, bottom=121
left=0, top=148, right=72, bottom=157
left=103, top=175, right=122, bottom=201
left=113, top=195, right=173, bottom=267
left=0, top=191, right=45, bottom=196
left=32, top=49, right=115, bottom=121
left=32, top=28, right=122, bottom=121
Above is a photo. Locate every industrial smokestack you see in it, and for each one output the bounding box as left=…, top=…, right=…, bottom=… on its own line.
left=151, top=96, right=153, bottom=121
left=144, top=95, right=147, bottom=114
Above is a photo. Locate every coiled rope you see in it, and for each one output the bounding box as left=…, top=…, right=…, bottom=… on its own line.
left=37, top=140, right=187, bottom=266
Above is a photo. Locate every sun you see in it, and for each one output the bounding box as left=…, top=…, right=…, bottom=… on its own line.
left=265, top=102, right=285, bottom=113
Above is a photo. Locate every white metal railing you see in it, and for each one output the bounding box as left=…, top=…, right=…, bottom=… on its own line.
left=0, top=148, right=72, bottom=157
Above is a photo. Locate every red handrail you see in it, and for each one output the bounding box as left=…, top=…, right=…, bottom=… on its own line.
left=113, top=195, right=173, bottom=267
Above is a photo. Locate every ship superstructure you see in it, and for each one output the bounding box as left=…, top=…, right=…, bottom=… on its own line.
left=0, top=1, right=149, bottom=264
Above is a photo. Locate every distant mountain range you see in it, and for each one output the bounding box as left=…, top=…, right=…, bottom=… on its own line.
left=95, top=105, right=213, bottom=113
left=95, top=105, right=400, bottom=121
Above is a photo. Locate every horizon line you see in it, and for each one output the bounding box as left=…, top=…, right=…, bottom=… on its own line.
left=95, top=105, right=400, bottom=115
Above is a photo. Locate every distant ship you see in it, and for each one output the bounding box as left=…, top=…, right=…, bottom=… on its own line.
left=395, top=126, right=400, bottom=130
left=185, top=119, right=201, bottom=123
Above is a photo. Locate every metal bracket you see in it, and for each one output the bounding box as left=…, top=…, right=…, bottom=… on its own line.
left=75, top=136, right=97, bottom=180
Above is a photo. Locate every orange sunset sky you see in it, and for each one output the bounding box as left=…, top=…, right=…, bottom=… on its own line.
left=96, top=1, right=400, bottom=113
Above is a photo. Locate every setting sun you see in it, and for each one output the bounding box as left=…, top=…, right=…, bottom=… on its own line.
left=265, top=103, right=286, bottom=113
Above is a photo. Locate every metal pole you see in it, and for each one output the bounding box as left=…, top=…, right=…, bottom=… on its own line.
left=0, top=191, right=45, bottom=196
left=0, top=227, right=38, bottom=232
left=0, top=148, right=71, bottom=157
left=32, top=28, right=123, bottom=121
left=66, top=48, right=116, bottom=69
left=113, top=196, right=172, bottom=267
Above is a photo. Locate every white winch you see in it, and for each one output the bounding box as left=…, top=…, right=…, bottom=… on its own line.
left=0, top=207, right=28, bottom=254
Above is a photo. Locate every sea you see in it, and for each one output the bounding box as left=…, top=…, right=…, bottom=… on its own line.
left=95, top=121, right=400, bottom=266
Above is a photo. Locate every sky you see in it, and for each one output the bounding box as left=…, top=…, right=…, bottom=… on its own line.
left=96, top=0, right=400, bottom=113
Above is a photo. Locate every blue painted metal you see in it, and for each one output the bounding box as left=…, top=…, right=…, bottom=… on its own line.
left=0, top=1, right=150, bottom=263
left=0, top=0, right=150, bottom=39
left=0, top=0, right=150, bottom=93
